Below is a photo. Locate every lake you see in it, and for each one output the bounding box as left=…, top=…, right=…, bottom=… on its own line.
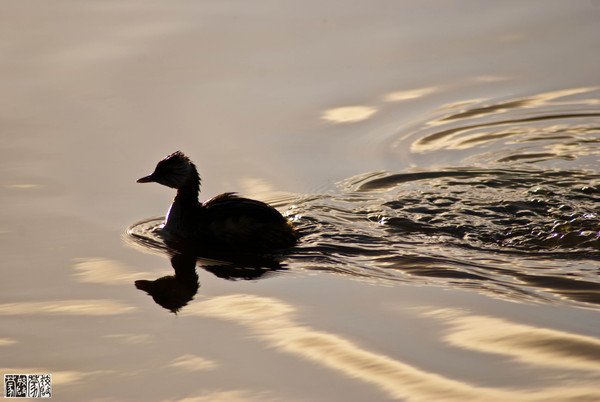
left=1, top=1, right=599, bottom=401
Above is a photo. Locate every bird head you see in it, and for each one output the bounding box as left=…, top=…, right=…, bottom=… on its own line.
left=137, top=151, right=196, bottom=189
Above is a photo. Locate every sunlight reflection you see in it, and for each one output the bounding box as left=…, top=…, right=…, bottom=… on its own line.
left=384, top=86, right=438, bottom=102
left=440, top=98, right=487, bottom=111
left=169, top=354, right=218, bottom=372
left=185, top=295, right=600, bottom=401
left=536, top=87, right=600, bottom=101
left=238, top=178, right=296, bottom=205
left=72, top=258, right=151, bottom=285
left=408, top=86, right=600, bottom=153
left=4, top=184, right=41, bottom=189
left=321, top=106, right=377, bottom=123
left=424, top=308, right=600, bottom=372
left=0, top=338, right=17, bottom=346
left=0, top=300, right=136, bottom=316
left=432, top=86, right=599, bottom=126
left=184, top=294, right=479, bottom=400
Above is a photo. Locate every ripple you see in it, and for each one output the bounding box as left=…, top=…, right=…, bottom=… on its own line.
left=126, top=216, right=169, bottom=254
left=129, top=167, right=600, bottom=307
left=390, top=86, right=600, bottom=167
left=129, top=87, right=600, bottom=308
left=293, top=168, right=600, bottom=306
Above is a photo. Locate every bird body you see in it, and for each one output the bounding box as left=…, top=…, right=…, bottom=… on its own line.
left=137, top=151, right=297, bottom=253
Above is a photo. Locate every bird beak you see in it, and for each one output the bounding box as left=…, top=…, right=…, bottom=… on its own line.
left=136, top=174, right=155, bottom=183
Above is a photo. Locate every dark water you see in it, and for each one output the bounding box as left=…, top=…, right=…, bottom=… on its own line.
left=2, top=2, right=600, bottom=401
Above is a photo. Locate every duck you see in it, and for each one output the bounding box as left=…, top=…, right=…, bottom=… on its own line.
left=137, top=151, right=298, bottom=253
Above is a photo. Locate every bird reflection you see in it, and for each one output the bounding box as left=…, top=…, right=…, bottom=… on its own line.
left=135, top=251, right=285, bottom=313
left=135, top=253, right=199, bottom=313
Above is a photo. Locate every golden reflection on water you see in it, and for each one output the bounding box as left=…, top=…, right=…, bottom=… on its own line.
left=409, top=86, right=600, bottom=154
left=535, top=87, right=600, bottom=103
left=436, top=86, right=600, bottom=124
left=103, top=333, right=154, bottom=345
left=0, top=338, right=17, bottom=346
left=71, top=257, right=151, bottom=285
left=4, top=184, right=41, bottom=189
left=439, top=87, right=599, bottom=125
left=424, top=308, right=600, bottom=372
left=185, top=295, right=600, bottom=401
left=321, top=106, right=377, bottom=123
left=321, top=86, right=438, bottom=125
left=168, top=354, right=218, bottom=372
left=384, top=86, right=438, bottom=102
left=0, top=300, right=136, bottom=316
left=49, top=370, right=97, bottom=386
left=238, top=178, right=297, bottom=206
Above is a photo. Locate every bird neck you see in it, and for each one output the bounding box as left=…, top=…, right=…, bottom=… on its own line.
left=164, top=166, right=201, bottom=237
left=175, top=184, right=198, bottom=206
left=175, top=164, right=201, bottom=204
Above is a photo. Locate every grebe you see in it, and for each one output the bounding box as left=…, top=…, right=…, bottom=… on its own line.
left=137, top=151, right=298, bottom=252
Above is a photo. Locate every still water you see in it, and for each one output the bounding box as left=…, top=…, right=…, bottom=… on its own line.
left=2, top=1, right=600, bottom=401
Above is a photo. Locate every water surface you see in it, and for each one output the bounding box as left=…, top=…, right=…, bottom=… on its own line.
left=2, top=1, right=600, bottom=401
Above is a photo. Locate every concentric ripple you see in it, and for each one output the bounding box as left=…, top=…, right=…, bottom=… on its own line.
left=391, top=87, right=600, bottom=168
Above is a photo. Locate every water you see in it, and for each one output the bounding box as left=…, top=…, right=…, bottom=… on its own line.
left=2, top=1, right=600, bottom=401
